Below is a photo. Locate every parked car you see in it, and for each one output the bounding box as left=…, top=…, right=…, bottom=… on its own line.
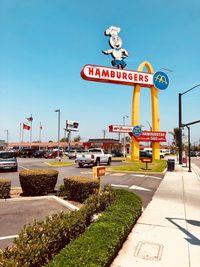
left=190, top=151, right=198, bottom=157
left=33, top=150, right=48, bottom=158
left=139, top=150, right=152, bottom=159
left=44, top=150, right=63, bottom=159
left=68, top=150, right=87, bottom=159
left=111, top=150, right=124, bottom=157
left=18, top=148, right=37, bottom=158
left=0, top=151, right=18, bottom=172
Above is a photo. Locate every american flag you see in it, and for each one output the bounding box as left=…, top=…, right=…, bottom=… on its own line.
left=23, top=123, right=31, bottom=130
left=26, top=116, right=33, bottom=122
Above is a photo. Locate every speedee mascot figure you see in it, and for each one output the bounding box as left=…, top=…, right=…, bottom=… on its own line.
left=102, top=26, right=129, bottom=69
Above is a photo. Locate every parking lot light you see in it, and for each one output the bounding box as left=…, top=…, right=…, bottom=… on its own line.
left=54, top=109, right=61, bottom=161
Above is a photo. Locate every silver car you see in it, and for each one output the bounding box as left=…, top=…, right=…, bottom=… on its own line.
left=0, top=151, right=18, bottom=172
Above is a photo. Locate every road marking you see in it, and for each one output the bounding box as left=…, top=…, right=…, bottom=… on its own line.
left=147, top=175, right=162, bottom=180
left=80, top=171, right=92, bottom=174
left=111, top=184, right=129, bottom=188
left=129, top=185, right=152, bottom=191
left=0, top=235, right=18, bottom=240
left=18, top=165, right=29, bottom=170
left=131, top=174, right=161, bottom=180
left=110, top=173, right=126, bottom=176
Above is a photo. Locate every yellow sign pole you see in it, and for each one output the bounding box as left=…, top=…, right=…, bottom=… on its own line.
left=131, top=61, right=160, bottom=161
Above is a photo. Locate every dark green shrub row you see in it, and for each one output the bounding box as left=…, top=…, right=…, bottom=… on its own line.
left=47, top=190, right=142, bottom=267
left=19, top=169, right=58, bottom=196
left=0, top=186, right=115, bottom=267
left=0, top=179, right=11, bottom=199
left=64, top=176, right=99, bottom=202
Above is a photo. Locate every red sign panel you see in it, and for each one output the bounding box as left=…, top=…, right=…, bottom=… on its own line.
left=129, top=130, right=166, bottom=142
left=109, top=125, right=133, bottom=133
left=81, top=64, right=154, bottom=87
left=109, top=125, right=166, bottom=142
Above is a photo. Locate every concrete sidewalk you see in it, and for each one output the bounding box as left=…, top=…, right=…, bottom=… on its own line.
left=111, top=161, right=200, bottom=267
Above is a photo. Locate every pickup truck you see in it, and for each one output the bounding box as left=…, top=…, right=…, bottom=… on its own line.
left=75, top=148, right=112, bottom=167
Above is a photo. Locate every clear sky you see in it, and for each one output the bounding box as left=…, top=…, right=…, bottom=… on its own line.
left=1, top=0, right=200, bottom=145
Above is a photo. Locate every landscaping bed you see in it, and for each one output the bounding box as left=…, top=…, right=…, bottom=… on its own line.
left=110, top=159, right=167, bottom=173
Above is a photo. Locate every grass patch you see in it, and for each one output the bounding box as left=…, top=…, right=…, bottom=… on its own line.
left=110, top=159, right=167, bottom=173
left=45, top=162, right=75, bottom=167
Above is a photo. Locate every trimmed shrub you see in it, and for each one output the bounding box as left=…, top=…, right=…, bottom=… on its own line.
left=64, top=176, right=99, bottom=202
left=47, top=190, right=142, bottom=267
left=19, top=169, right=58, bottom=196
left=56, top=184, right=68, bottom=197
left=0, top=186, right=115, bottom=267
left=0, top=179, right=11, bottom=199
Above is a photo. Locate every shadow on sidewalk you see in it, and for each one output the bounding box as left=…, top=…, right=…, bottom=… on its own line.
left=166, top=217, right=200, bottom=246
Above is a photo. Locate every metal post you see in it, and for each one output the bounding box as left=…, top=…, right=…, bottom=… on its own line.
left=19, top=123, right=22, bottom=150
left=68, top=130, right=71, bottom=152
left=39, top=122, right=42, bottom=151
left=55, top=109, right=61, bottom=160
left=123, top=115, right=128, bottom=157
left=30, top=115, right=33, bottom=149
left=187, top=126, right=192, bottom=172
left=4, top=130, right=9, bottom=149
left=178, top=93, right=183, bottom=164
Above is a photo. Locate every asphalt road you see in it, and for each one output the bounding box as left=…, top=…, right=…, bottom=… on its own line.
left=0, top=157, right=164, bottom=208
left=0, top=157, right=164, bottom=250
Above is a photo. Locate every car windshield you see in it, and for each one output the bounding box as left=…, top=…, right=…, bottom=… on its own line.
left=0, top=152, right=16, bottom=159
left=89, top=149, right=101, bottom=153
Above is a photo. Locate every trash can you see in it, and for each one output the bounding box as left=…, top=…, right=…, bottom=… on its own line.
left=167, top=159, right=175, bottom=171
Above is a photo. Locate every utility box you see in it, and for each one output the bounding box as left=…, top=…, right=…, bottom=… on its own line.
left=167, top=159, right=175, bottom=171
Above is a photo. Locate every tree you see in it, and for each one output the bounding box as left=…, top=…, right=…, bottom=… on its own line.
left=73, top=135, right=81, bottom=142
left=60, top=137, right=68, bottom=142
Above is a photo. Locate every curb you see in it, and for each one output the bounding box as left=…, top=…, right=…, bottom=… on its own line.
left=0, top=195, right=79, bottom=211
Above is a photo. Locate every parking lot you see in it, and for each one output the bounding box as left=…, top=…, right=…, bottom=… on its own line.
left=0, top=157, right=165, bottom=250
left=0, top=196, right=76, bottom=249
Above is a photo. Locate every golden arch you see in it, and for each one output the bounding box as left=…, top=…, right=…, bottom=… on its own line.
left=131, top=61, right=160, bottom=161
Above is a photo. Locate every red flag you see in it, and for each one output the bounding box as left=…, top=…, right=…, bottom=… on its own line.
left=26, top=116, right=33, bottom=122
left=23, top=123, right=31, bottom=130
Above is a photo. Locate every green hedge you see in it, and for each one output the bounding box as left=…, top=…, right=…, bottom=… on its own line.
left=19, top=169, right=58, bottom=196
left=46, top=190, right=142, bottom=267
left=0, top=186, right=115, bottom=267
left=64, top=176, right=99, bottom=202
left=0, top=179, right=11, bottom=199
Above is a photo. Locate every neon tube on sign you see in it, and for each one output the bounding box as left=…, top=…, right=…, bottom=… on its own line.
left=81, top=65, right=154, bottom=87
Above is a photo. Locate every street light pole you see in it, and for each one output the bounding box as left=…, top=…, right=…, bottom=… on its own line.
left=54, top=109, right=61, bottom=160
left=178, top=84, right=200, bottom=165
left=186, top=125, right=192, bottom=172
left=123, top=115, right=128, bottom=157
left=4, top=130, right=9, bottom=149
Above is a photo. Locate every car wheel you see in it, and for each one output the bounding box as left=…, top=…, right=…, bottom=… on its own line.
left=107, top=158, right=111, bottom=165
left=79, top=163, right=84, bottom=168
left=95, top=158, right=100, bottom=166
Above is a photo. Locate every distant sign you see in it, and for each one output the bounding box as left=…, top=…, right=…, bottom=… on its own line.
left=109, top=125, right=133, bottom=133
left=153, top=71, right=169, bottom=90
left=109, top=126, right=166, bottom=142
left=131, top=130, right=167, bottom=142
left=132, top=126, right=142, bottom=137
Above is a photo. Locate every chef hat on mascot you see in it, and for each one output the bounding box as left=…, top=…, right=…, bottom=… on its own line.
left=105, top=26, right=120, bottom=37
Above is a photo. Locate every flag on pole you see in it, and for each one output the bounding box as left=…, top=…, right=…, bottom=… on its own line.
left=23, top=123, right=31, bottom=130
left=26, top=116, right=33, bottom=122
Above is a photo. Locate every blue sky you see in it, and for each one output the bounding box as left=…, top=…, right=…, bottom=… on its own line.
left=0, top=0, right=200, bottom=145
